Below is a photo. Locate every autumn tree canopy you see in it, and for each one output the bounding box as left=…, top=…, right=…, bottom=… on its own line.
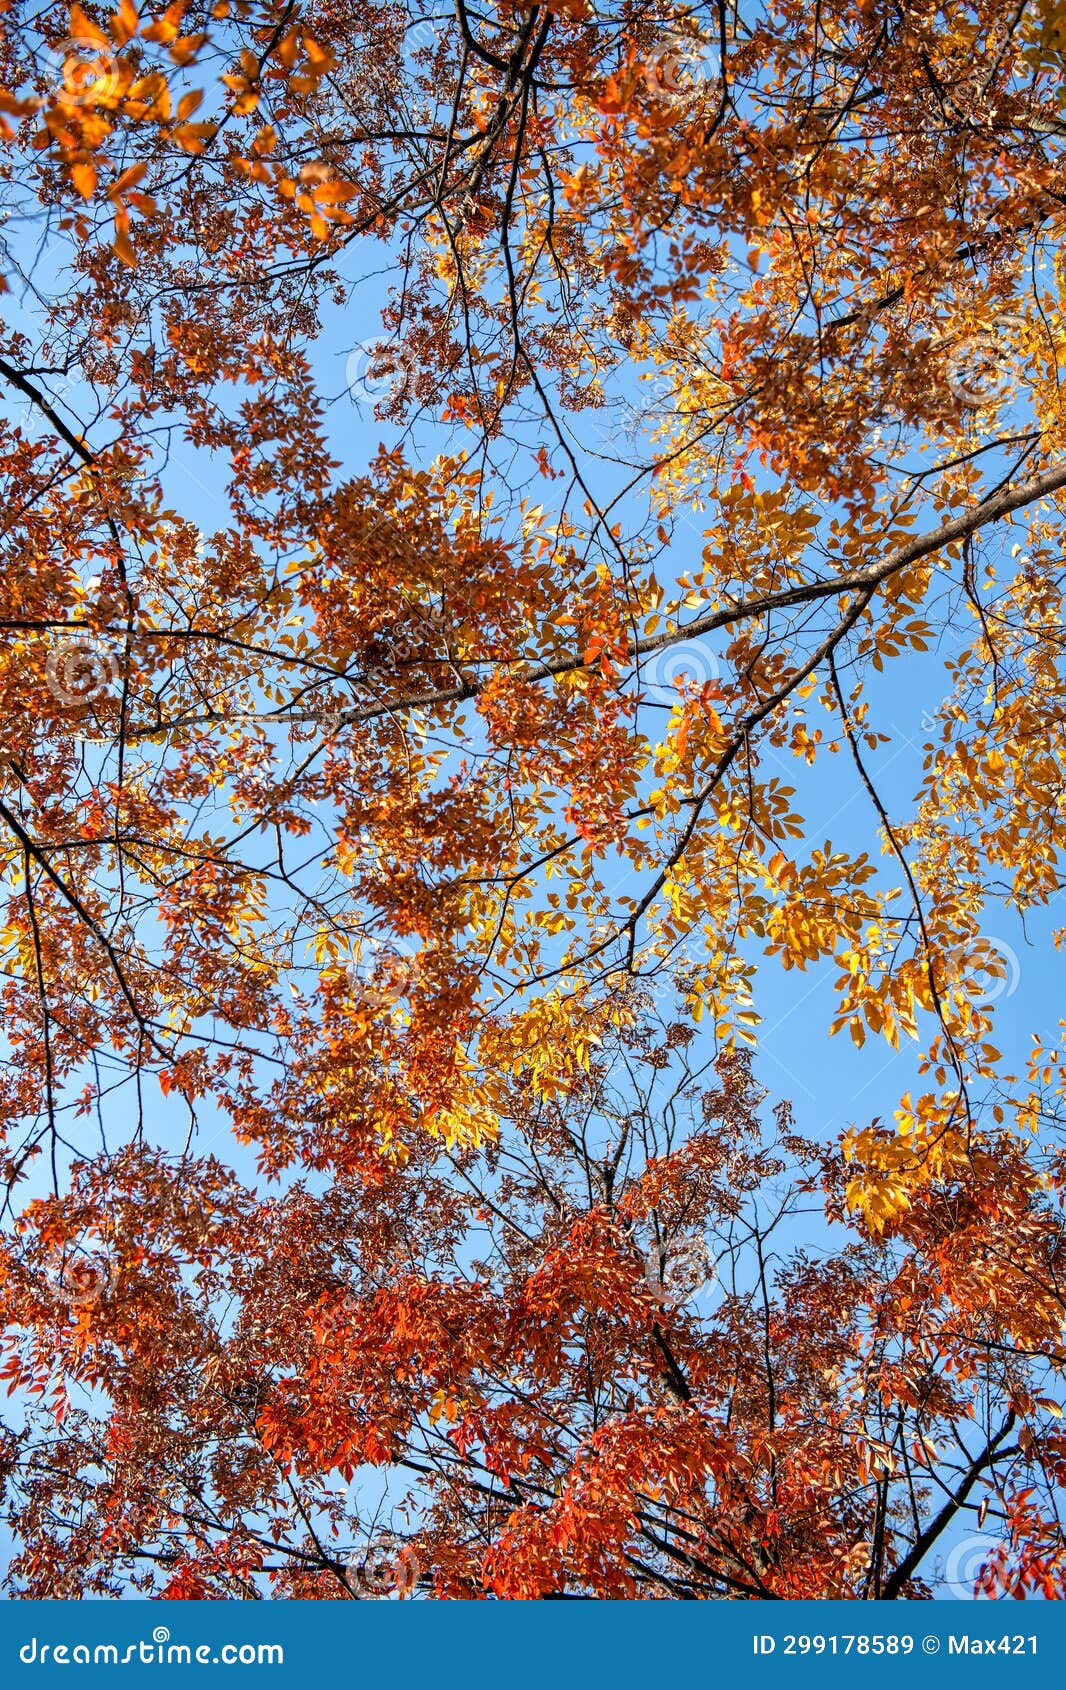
left=1, top=0, right=1066, bottom=1598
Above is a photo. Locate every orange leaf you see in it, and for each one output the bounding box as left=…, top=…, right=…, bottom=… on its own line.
left=169, top=32, right=207, bottom=67
left=110, top=0, right=139, bottom=49
left=171, top=121, right=216, bottom=153
left=112, top=160, right=147, bottom=194
left=312, top=180, right=357, bottom=204
left=71, top=159, right=97, bottom=199
left=141, top=0, right=185, bottom=44
left=68, top=5, right=110, bottom=52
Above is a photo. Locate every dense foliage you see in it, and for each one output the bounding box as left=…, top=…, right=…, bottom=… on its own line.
left=0, top=0, right=1065, bottom=1597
